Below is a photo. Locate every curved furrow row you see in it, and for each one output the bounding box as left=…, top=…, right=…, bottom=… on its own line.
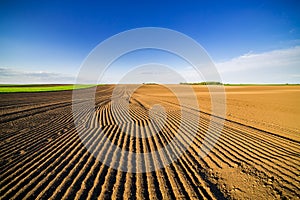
left=162, top=99, right=300, bottom=168
left=0, top=101, right=73, bottom=125
left=199, top=116, right=300, bottom=181
left=132, top=95, right=300, bottom=196
left=0, top=128, right=80, bottom=199
left=161, top=97, right=300, bottom=149
left=176, top=110, right=300, bottom=177
left=0, top=114, right=72, bottom=161
left=171, top=109, right=300, bottom=196
left=83, top=125, right=126, bottom=199
left=151, top=119, right=211, bottom=199
left=23, top=128, right=103, bottom=199
left=0, top=123, right=78, bottom=186
left=0, top=102, right=88, bottom=174
left=195, top=117, right=300, bottom=195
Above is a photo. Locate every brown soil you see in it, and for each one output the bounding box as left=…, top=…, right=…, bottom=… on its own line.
left=0, top=85, right=299, bottom=199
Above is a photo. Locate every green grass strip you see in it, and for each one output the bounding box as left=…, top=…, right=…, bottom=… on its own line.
left=0, top=84, right=97, bottom=93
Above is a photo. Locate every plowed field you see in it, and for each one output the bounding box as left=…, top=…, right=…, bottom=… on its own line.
left=0, top=85, right=299, bottom=199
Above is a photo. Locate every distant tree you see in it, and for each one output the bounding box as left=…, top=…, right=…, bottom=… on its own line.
left=179, top=81, right=223, bottom=85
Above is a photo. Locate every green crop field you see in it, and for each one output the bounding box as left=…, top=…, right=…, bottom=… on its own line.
left=0, top=84, right=96, bottom=93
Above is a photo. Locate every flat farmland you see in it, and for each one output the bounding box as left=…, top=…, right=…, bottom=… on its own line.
left=0, top=85, right=299, bottom=199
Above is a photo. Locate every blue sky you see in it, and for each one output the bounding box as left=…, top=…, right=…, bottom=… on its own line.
left=0, top=0, right=300, bottom=83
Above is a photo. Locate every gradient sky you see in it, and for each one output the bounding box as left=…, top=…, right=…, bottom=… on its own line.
left=1, top=0, right=300, bottom=83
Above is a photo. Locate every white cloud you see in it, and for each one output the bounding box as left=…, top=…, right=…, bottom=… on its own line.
left=176, top=46, right=300, bottom=83
left=216, top=46, right=300, bottom=73
left=0, top=68, right=75, bottom=84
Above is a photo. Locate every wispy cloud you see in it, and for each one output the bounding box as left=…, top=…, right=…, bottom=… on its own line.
left=0, top=68, right=75, bottom=84
left=214, top=46, right=300, bottom=83
left=216, top=46, right=300, bottom=73
left=176, top=46, right=300, bottom=83
left=291, top=74, right=300, bottom=78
